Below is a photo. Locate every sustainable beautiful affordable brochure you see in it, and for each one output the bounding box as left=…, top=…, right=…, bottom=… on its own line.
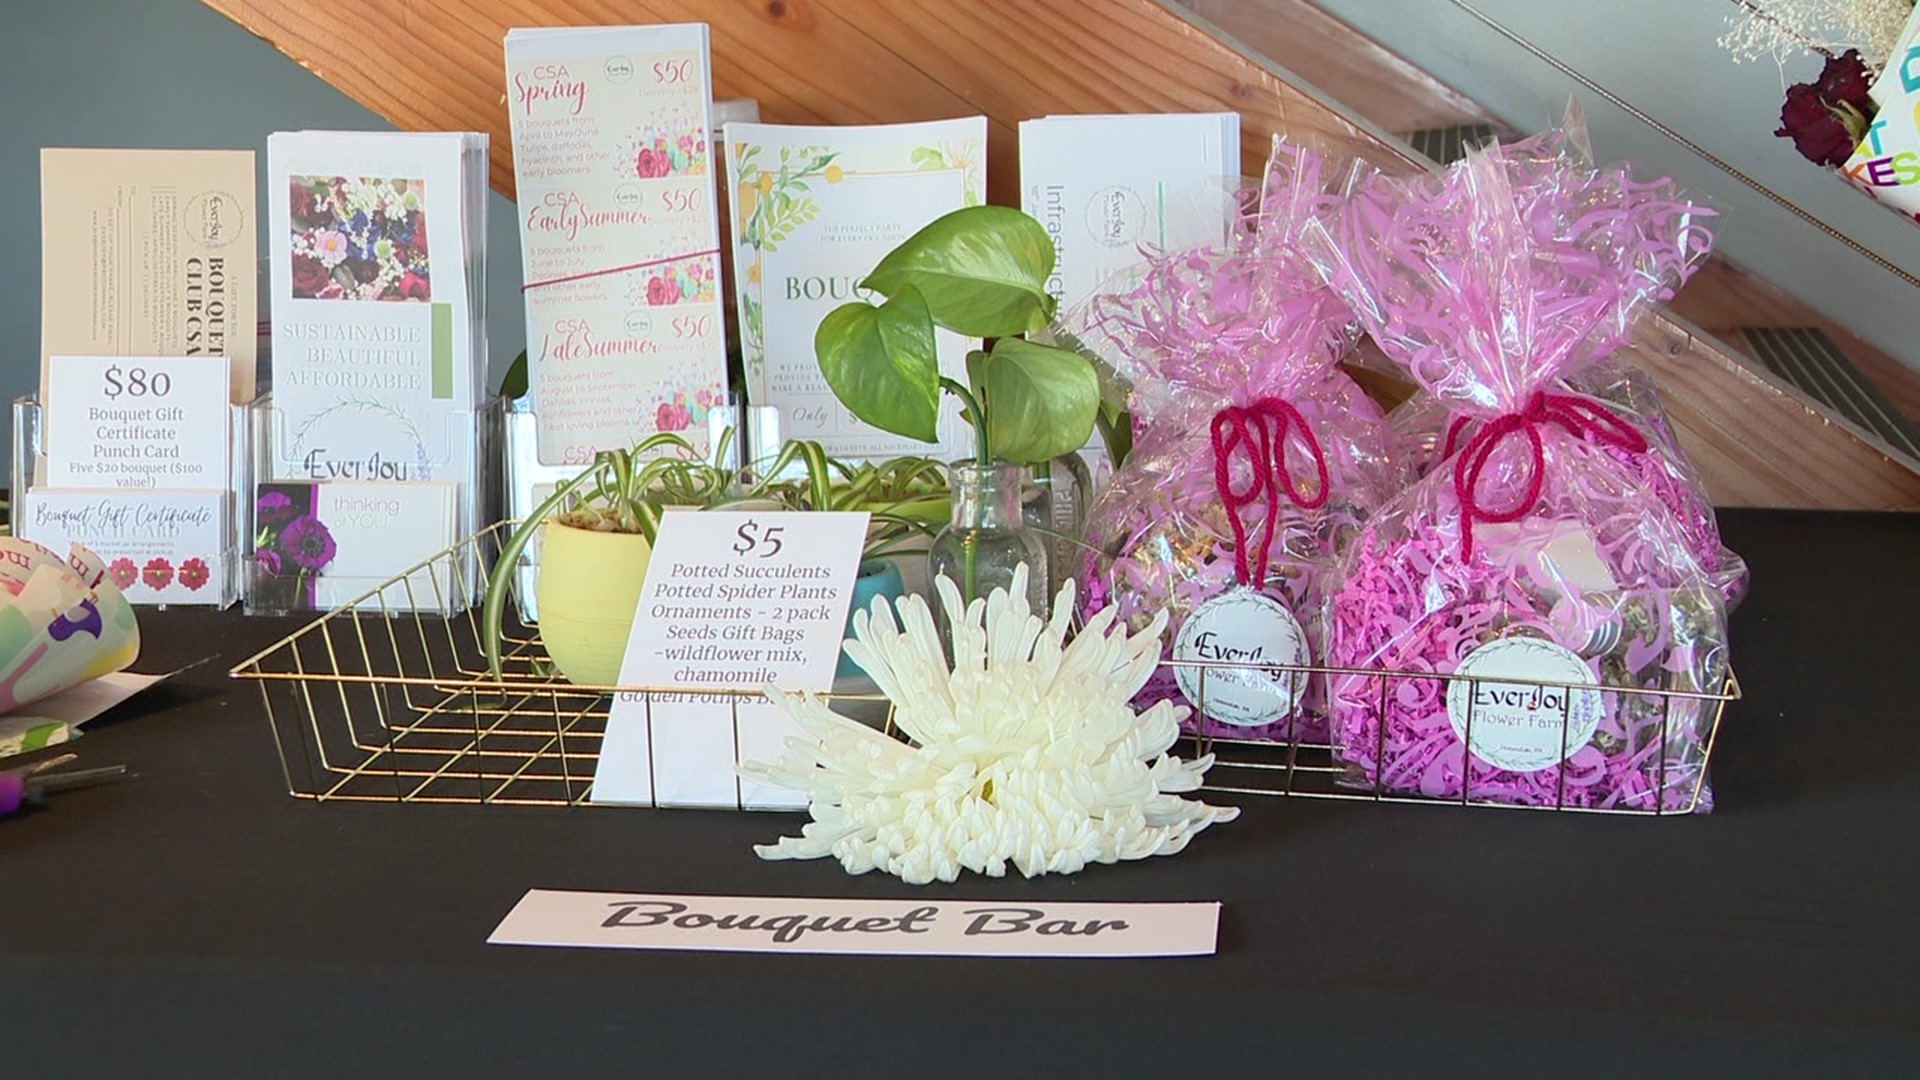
left=264, top=130, right=487, bottom=577
left=506, top=24, right=730, bottom=465
left=39, top=148, right=257, bottom=408
left=724, top=117, right=986, bottom=462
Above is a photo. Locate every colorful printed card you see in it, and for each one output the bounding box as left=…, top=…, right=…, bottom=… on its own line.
left=20, top=489, right=228, bottom=606
left=250, top=480, right=460, bottom=613
left=39, top=149, right=258, bottom=409
left=724, top=118, right=986, bottom=461
left=506, top=25, right=729, bottom=465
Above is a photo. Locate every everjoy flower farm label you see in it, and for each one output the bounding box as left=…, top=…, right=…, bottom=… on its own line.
left=489, top=891, right=1220, bottom=958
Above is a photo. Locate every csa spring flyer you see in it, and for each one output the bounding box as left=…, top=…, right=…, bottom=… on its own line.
left=507, top=25, right=729, bottom=465
left=724, top=118, right=986, bottom=461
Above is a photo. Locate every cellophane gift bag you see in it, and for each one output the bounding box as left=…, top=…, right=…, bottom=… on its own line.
left=1071, top=141, right=1406, bottom=745
left=1303, top=126, right=1732, bottom=812
left=1390, top=356, right=1749, bottom=609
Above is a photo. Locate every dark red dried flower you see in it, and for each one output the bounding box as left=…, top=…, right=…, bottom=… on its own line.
left=1776, top=49, right=1876, bottom=167
left=1814, top=49, right=1873, bottom=109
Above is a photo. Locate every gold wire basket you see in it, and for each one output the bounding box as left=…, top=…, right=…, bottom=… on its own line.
left=230, top=523, right=1739, bottom=815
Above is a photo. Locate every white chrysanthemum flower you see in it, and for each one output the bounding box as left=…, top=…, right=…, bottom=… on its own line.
left=742, top=565, right=1239, bottom=886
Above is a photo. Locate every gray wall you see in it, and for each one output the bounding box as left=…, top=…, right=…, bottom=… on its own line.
left=2, top=0, right=525, bottom=455
left=1308, top=0, right=1920, bottom=376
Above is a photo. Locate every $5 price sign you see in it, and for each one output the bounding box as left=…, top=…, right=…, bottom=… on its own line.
left=732, top=519, right=785, bottom=558
left=102, top=364, right=173, bottom=401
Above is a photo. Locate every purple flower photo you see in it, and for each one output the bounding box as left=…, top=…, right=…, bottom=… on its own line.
left=256, top=491, right=298, bottom=527
left=280, top=515, right=338, bottom=572
left=251, top=483, right=335, bottom=610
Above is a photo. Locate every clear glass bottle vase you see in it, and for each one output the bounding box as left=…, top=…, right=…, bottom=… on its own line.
left=929, top=461, right=1050, bottom=626
left=1021, top=453, right=1092, bottom=601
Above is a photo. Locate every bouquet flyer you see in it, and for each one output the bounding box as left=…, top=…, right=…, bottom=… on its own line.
left=506, top=24, right=729, bottom=465
left=723, top=117, right=987, bottom=462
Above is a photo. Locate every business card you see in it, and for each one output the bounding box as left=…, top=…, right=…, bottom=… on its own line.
left=250, top=479, right=460, bottom=611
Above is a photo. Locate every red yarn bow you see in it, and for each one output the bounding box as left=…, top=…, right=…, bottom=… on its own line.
left=1210, top=398, right=1330, bottom=587
left=1451, top=390, right=1647, bottom=559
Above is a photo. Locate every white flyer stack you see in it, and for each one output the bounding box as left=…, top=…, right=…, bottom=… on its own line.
left=1019, top=112, right=1240, bottom=477
left=1019, top=112, right=1240, bottom=315
left=264, top=130, right=490, bottom=605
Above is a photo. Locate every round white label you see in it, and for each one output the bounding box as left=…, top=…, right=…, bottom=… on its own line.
left=1172, top=589, right=1309, bottom=727
left=1445, top=637, right=1604, bottom=773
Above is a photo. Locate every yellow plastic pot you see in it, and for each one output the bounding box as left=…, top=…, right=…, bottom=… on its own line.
left=535, top=520, right=654, bottom=687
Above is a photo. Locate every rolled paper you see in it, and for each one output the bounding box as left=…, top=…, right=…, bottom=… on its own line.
left=1302, top=115, right=1730, bottom=811
left=0, top=538, right=140, bottom=716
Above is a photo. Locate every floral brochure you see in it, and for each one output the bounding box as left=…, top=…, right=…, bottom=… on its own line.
left=506, top=24, right=729, bottom=464
left=265, top=130, right=488, bottom=548
left=724, top=117, right=986, bottom=462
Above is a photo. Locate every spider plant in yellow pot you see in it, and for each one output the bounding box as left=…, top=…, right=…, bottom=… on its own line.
left=481, top=431, right=945, bottom=687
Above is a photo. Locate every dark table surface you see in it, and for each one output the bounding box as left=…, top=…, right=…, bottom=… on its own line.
left=1, top=509, right=1915, bottom=1078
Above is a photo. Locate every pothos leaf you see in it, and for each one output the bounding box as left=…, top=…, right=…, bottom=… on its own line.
left=814, top=285, right=941, bottom=444
left=859, top=206, right=1057, bottom=338
left=976, top=337, right=1098, bottom=464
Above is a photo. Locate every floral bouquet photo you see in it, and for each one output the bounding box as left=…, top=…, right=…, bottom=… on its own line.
left=632, top=255, right=718, bottom=307
left=288, top=175, right=432, bottom=301
left=620, top=114, right=709, bottom=179
left=250, top=484, right=338, bottom=611
left=651, top=382, right=725, bottom=433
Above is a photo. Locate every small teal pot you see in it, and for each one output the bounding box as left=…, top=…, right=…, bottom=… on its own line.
left=838, top=559, right=906, bottom=679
